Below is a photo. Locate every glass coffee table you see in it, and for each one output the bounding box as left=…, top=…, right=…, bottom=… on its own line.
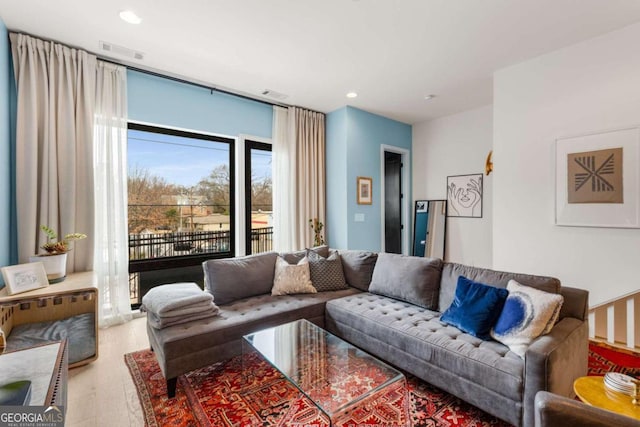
left=242, top=319, right=408, bottom=426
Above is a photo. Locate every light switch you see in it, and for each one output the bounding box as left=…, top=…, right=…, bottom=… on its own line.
left=355, top=213, right=365, bottom=222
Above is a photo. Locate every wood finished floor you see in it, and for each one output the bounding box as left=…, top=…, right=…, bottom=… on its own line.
left=67, top=316, right=148, bottom=427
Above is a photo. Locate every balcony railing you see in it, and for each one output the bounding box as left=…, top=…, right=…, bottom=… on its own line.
left=129, top=229, right=232, bottom=261
left=128, top=227, right=273, bottom=304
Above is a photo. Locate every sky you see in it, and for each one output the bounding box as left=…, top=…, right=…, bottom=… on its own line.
left=128, top=129, right=271, bottom=188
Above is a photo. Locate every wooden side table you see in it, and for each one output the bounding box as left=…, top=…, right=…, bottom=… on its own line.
left=574, top=376, right=640, bottom=420
left=0, top=271, right=98, bottom=367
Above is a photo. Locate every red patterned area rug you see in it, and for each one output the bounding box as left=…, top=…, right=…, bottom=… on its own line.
left=588, top=341, right=640, bottom=376
left=125, top=342, right=639, bottom=427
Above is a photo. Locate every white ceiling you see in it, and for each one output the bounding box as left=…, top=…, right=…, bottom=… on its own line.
left=2, top=0, right=640, bottom=124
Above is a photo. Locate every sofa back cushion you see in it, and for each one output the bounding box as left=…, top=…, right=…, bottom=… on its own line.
left=338, top=250, right=378, bottom=291
left=280, top=245, right=329, bottom=265
left=439, top=263, right=561, bottom=313
left=369, top=253, right=442, bottom=310
left=203, top=251, right=277, bottom=305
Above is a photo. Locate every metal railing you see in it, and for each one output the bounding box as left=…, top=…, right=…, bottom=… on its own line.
left=250, top=226, right=274, bottom=254
left=129, top=229, right=231, bottom=260
left=128, top=227, right=273, bottom=304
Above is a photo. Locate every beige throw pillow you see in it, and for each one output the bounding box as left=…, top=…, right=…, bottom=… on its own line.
left=271, top=256, right=317, bottom=296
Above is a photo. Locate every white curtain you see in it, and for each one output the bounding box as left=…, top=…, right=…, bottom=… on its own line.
left=10, top=33, right=96, bottom=270
left=272, top=106, right=326, bottom=251
left=93, top=61, right=132, bottom=327
left=11, top=32, right=131, bottom=327
left=272, top=106, right=297, bottom=251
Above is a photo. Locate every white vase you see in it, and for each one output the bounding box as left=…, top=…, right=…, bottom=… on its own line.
left=29, top=253, right=68, bottom=283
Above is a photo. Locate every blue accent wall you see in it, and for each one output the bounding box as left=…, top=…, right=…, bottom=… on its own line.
left=127, top=70, right=272, bottom=138
left=325, top=108, right=348, bottom=249
left=326, top=106, right=412, bottom=251
left=0, top=19, right=12, bottom=274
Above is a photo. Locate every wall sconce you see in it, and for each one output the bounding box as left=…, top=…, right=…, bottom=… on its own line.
left=485, top=150, right=493, bottom=176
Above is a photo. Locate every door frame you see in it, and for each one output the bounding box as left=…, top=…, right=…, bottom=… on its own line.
left=380, top=145, right=410, bottom=255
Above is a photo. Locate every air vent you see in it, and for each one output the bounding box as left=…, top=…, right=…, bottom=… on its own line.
left=99, top=41, right=144, bottom=60
left=261, top=89, right=288, bottom=100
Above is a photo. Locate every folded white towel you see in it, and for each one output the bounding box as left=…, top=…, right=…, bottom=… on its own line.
left=146, top=304, right=220, bottom=329
left=141, top=282, right=213, bottom=316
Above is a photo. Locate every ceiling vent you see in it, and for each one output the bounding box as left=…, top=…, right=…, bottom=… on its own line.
left=261, top=89, right=288, bottom=100
left=99, top=41, right=144, bottom=60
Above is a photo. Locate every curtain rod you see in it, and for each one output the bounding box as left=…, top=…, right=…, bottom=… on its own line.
left=99, top=58, right=324, bottom=114
left=119, top=63, right=323, bottom=115
left=120, top=62, right=287, bottom=109
left=10, top=30, right=323, bottom=114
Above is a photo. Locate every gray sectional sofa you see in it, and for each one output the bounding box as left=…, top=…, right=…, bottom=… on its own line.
left=145, top=248, right=589, bottom=427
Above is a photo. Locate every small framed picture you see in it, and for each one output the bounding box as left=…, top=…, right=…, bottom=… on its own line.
left=357, top=176, right=373, bottom=205
left=1, top=262, right=49, bottom=295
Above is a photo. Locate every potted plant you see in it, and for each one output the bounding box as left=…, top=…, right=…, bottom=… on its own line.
left=29, top=225, right=87, bottom=283
left=308, top=218, right=325, bottom=247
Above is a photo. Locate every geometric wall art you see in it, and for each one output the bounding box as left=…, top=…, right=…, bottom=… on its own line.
left=567, top=147, right=623, bottom=204
left=556, top=126, right=640, bottom=228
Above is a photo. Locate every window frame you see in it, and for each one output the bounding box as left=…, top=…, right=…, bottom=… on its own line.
left=127, top=122, right=236, bottom=274
left=244, top=140, right=273, bottom=255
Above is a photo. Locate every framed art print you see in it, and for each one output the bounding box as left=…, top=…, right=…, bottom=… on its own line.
left=1, top=262, right=49, bottom=295
left=555, top=126, right=640, bottom=228
left=357, top=176, right=373, bottom=205
left=446, top=174, right=483, bottom=218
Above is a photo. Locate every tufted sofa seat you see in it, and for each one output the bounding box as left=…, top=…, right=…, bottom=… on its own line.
left=326, top=293, right=525, bottom=423
left=326, top=293, right=524, bottom=399
left=147, top=287, right=359, bottom=395
left=325, top=261, right=589, bottom=427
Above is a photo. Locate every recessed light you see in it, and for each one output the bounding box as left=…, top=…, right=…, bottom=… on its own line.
left=346, top=92, right=358, bottom=98
left=119, top=10, right=142, bottom=25
left=424, top=94, right=436, bottom=101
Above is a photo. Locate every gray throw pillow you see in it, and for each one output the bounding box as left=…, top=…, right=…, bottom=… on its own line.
left=306, top=250, right=348, bottom=292
left=203, top=251, right=277, bottom=305
left=338, top=250, right=378, bottom=291
left=280, top=245, right=329, bottom=265
left=369, top=253, right=443, bottom=310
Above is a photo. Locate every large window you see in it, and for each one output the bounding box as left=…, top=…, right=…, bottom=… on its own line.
left=127, top=123, right=235, bottom=305
left=245, top=141, right=273, bottom=254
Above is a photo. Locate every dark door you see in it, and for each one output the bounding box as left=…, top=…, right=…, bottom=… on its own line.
left=384, top=151, right=402, bottom=253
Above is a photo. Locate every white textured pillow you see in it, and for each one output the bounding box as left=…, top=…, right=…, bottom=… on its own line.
left=490, top=279, right=563, bottom=358
left=271, top=256, right=317, bottom=296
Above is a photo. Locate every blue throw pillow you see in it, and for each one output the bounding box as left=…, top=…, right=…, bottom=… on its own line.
left=440, top=276, right=509, bottom=339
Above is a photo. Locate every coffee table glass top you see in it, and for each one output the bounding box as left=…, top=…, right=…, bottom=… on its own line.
left=242, top=319, right=405, bottom=418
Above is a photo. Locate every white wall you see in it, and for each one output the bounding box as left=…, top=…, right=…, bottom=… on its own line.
left=493, top=22, right=640, bottom=306
left=413, top=105, right=493, bottom=267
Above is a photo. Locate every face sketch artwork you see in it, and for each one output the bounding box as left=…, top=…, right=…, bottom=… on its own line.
left=447, top=175, right=483, bottom=217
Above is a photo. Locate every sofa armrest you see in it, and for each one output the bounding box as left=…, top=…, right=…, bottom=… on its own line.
left=534, top=391, right=639, bottom=427
left=523, top=317, right=589, bottom=427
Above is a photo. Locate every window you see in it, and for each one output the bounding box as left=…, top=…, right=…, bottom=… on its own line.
left=245, top=141, right=273, bottom=254
left=127, top=123, right=235, bottom=306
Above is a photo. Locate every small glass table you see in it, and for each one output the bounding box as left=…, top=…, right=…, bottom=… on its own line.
left=242, top=319, right=408, bottom=426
